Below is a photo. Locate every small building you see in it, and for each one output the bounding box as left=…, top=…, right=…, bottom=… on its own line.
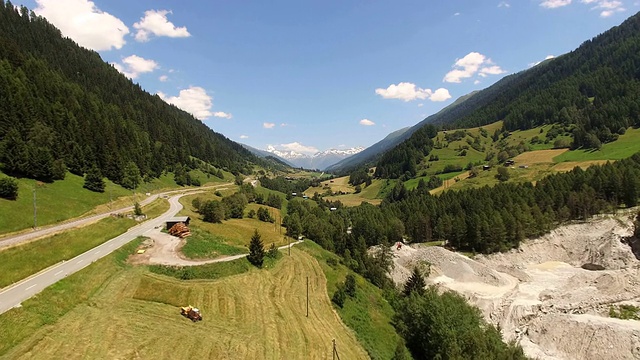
left=483, top=165, right=491, bottom=171
left=504, top=159, right=515, bottom=166
left=519, top=165, right=529, bottom=169
left=291, top=192, right=297, bottom=196
left=166, top=216, right=190, bottom=230
left=330, top=207, right=337, bottom=211
left=302, top=195, right=308, bottom=199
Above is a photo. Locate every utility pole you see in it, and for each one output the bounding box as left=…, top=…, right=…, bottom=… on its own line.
left=306, top=276, right=309, bottom=317
left=32, top=187, right=37, bottom=229
left=288, top=236, right=291, bottom=256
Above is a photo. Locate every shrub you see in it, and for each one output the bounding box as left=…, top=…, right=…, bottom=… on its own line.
left=332, top=283, right=346, bottom=308
left=0, top=177, right=19, bottom=200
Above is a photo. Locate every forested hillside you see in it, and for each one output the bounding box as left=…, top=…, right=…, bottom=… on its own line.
left=0, top=1, right=255, bottom=185
left=374, top=11, right=640, bottom=178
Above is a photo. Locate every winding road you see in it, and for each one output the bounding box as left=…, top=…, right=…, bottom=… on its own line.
left=0, top=185, right=228, bottom=315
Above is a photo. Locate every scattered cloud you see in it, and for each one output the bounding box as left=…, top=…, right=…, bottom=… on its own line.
left=111, top=55, right=159, bottom=79
left=159, top=75, right=168, bottom=82
left=359, top=119, right=375, bottom=126
left=539, top=0, right=572, bottom=8
left=474, top=80, right=481, bottom=85
left=133, top=9, right=191, bottom=42
left=213, top=111, right=232, bottom=119
left=34, top=0, right=129, bottom=51
left=263, top=122, right=275, bottom=129
left=443, top=52, right=505, bottom=83
left=418, top=103, right=424, bottom=107
left=454, top=12, right=461, bottom=16
left=498, top=2, right=511, bottom=8
left=240, top=135, right=249, bottom=139
left=278, top=142, right=319, bottom=155
left=584, top=0, right=626, bottom=17
left=528, top=54, right=556, bottom=67
left=157, top=86, right=213, bottom=120
left=280, top=123, right=288, bottom=127
left=375, top=82, right=451, bottom=102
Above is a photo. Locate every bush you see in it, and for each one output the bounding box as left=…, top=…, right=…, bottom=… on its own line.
left=267, top=243, right=278, bottom=258
left=133, top=202, right=143, bottom=216
left=326, top=257, right=338, bottom=267
left=332, top=283, right=346, bottom=308
left=0, top=177, right=19, bottom=200
left=344, top=274, right=357, bottom=297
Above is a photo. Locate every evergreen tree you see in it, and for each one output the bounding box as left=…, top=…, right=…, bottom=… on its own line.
left=121, top=161, right=141, bottom=189
left=83, top=165, right=105, bottom=193
left=247, top=229, right=265, bottom=267
left=332, top=283, right=346, bottom=308
left=200, top=200, right=225, bottom=223
left=403, top=266, right=427, bottom=297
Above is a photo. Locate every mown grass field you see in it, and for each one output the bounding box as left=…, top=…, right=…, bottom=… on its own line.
left=1, top=245, right=369, bottom=360
left=305, top=176, right=386, bottom=207
left=0, top=216, right=136, bottom=289
left=300, top=241, right=403, bottom=360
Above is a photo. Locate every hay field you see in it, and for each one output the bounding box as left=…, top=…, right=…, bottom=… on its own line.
left=551, top=160, right=609, bottom=172
left=3, top=249, right=368, bottom=360
left=513, top=149, right=569, bottom=165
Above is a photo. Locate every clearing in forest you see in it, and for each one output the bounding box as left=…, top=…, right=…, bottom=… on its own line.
left=2, top=249, right=368, bottom=360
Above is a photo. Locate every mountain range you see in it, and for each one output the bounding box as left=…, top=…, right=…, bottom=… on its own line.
left=264, top=146, right=364, bottom=170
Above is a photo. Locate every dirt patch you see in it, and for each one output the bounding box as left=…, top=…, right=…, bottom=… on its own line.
left=128, top=228, right=246, bottom=266
left=514, top=149, right=569, bottom=165
left=389, top=212, right=640, bottom=360
left=551, top=160, right=609, bottom=172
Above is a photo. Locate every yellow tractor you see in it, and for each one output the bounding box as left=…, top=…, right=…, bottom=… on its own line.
left=180, top=305, right=202, bottom=322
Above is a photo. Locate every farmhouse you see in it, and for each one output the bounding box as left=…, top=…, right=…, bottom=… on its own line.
left=166, top=216, right=191, bottom=230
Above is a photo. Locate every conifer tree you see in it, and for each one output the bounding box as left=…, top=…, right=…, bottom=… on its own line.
left=83, top=165, right=105, bottom=193
left=247, top=229, right=265, bottom=267
left=403, top=266, right=426, bottom=297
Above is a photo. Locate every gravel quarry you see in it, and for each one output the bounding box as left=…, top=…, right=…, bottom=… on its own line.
left=390, top=213, right=640, bottom=360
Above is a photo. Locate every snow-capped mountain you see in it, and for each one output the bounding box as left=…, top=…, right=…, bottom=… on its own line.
left=265, top=146, right=364, bottom=170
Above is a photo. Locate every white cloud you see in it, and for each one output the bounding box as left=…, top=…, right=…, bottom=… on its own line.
left=540, top=0, right=572, bottom=8
left=134, top=10, right=191, bottom=42
left=213, top=111, right=232, bottom=119
left=157, top=86, right=213, bottom=120
left=444, top=52, right=505, bottom=83
left=528, top=54, right=556, bottom=67
left=498, top=2, right=511, bottom=8
left=430, top=88, right=452, bottom=102
left=278, top=142, right=319, bottom=155
left=375, top=82, right=451, bottom=102
left=263, top=122, right=275, bottom=129
left=111, top=55, right=159, bottom=79
left=159, top=75, right=168, bottom=82
left=474, top=80, right=481, bottom=85
left=585, top=0, right=626, bottom=17
left=280, top=123, right=288, bottom=127
left=359, top=119, right=375, bottom=126
left=34, top=0, right=129, bottom=51
left=418, top=103, right=424, bottom=107
left=454, top=12, right=461, bottom=16
left=240, top=135, right=249, bottom=139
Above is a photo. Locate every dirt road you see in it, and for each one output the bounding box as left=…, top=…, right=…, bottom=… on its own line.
left=132, top=228, right=303, bottom=266
left=0, top=184, right=230, bottom=250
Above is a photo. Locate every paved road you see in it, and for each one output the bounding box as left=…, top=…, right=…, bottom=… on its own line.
left=0, top=191, right=201, bottom=315
left=0, top=184, right=229, bottom=250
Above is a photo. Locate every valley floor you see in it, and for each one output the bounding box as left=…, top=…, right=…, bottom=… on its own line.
left=390, top=211, right=640, bottom=360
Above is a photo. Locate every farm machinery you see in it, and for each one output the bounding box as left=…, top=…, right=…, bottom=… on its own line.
left=180, top=305, right=202, bottom=322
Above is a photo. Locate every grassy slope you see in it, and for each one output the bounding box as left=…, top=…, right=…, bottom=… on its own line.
left=0, top=217, right=136, bottom=288
left=179, top=192, right=290, bottom=250
left=1, top=247, right=369, bottom=359
left=553, top=127, right=640, bottom=162
left=0, top=169, right=232, bottom=237
left=299, top=241, right=401, bottom=360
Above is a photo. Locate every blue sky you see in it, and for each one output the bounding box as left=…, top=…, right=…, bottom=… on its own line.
left=17, top=0, right=640, bottom=154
